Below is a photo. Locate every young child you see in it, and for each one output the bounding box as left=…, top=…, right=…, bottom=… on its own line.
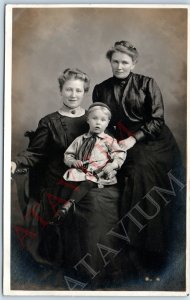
left=51, top=102, right=126, bottom=224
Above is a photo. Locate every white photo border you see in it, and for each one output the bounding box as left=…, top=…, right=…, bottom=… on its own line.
left=3, top=3, right=190, bottom=296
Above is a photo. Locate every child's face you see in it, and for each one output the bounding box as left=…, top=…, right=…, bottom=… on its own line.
left=87, top=109, right=109, bottom=134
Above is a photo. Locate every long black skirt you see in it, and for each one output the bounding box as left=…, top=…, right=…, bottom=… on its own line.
left=118, top=125, right=185, bottom=256
left=24, top=184, right=122, bottom=288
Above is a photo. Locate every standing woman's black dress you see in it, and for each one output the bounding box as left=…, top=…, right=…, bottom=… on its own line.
left=93, top=72, right=185, bottom=276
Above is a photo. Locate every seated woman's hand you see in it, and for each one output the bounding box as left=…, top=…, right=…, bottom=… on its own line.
left=11, top=161, right=17, bottom=175
left=72, top=160, right=83, bottom=168
left=119, top=136, right=136, bottom=151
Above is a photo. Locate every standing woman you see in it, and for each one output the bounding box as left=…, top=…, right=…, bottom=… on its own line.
left=92, top=41, right=185, bottom=280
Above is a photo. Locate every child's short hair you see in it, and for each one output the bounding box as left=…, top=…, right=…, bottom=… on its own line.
left=87, top=102, right=112, bottom=120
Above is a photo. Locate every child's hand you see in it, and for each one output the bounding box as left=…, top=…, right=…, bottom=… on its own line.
left=102, top=164, right=115, bottom=179
left=103, top=164, right=114, bottom=174
left=72, top=160, right=83, bottom=168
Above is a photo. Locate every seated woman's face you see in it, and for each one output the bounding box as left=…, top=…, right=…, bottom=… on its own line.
left=111, top=51, right=135, bottom=79
left=61, top=79, right=85, bottom=109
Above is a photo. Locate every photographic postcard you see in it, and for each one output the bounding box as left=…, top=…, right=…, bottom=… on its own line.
left=3, top=4, right=190, bottom=296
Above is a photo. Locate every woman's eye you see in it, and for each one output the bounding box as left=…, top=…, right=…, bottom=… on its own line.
left=76, top=89, right=82, bottom=93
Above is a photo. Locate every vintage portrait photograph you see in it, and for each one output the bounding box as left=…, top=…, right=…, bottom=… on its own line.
left=4, top=4, right=189, bottom=296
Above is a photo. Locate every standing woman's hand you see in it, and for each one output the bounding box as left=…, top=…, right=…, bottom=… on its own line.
left=11, top=161, right=17, bottom=175
left=119, top=136, right=136, bottom=151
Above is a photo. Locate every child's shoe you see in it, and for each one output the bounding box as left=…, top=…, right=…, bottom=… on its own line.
left=49, top=199, right=75, bottom=225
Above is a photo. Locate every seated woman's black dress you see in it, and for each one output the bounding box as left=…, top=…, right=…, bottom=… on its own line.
left=14, top=111, right=122, bottom=289
left=93, top=72, right=186, bottom=275
left=15, top=112, right=89, bottom=264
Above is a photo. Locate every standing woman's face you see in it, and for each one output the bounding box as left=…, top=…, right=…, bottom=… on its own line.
left=111, top=52, right=135, bottom=79
left=61, top=79, right=85, bottom=109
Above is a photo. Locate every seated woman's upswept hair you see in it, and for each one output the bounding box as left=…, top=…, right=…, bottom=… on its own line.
left=58, top=68, right=90, bottom=92
left=106, top=40, right=139, bottom=63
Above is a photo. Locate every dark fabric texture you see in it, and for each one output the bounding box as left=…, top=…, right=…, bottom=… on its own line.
left=16, top=112, right=89, bottom=189
left=23, top=182, right=122, bottom=287
left=59, top=180, right=97, bottom=204
left=118, top=125, right=185, bottom=253
left=14, top=172, right=30, bottom=216
left=14, top=111, right=89, bottom=264
left=93, top=72, right=165, bottom=142
left=92, top=72, right=185, bottom=259
left=56, top=185, right=122, bottom=285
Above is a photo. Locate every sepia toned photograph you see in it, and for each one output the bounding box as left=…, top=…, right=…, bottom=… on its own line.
left=4, top=4, right=189, bottom=296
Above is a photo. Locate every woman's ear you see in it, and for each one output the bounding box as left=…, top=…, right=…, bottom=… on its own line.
left=131, top=60, right=137, bottom=70
left=131, top=63, right=136, bottom=70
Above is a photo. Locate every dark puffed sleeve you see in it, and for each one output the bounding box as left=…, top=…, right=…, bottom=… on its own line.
left=16, top=118, right=50, bottom=168
left=133, top=78, right=165, bottom=141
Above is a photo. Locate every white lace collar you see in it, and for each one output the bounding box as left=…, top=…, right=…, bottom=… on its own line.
left=58, top=105, right=85, bottom=118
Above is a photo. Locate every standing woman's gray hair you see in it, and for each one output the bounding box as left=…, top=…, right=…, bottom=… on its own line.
left=106, top=40, right=139, bottom=62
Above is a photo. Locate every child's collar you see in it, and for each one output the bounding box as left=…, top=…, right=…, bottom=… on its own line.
left=84, top=132, right=107, bottom=139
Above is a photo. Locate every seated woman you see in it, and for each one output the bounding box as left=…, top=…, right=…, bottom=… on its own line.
left=11, top=68, right=90, bottom=265
left=11, top=69, right=124, bottom=289
left=92, top=41, right=185, bottom=281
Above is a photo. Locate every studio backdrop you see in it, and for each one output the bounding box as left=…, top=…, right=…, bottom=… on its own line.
left=12, top=7, right=187, bottom=162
